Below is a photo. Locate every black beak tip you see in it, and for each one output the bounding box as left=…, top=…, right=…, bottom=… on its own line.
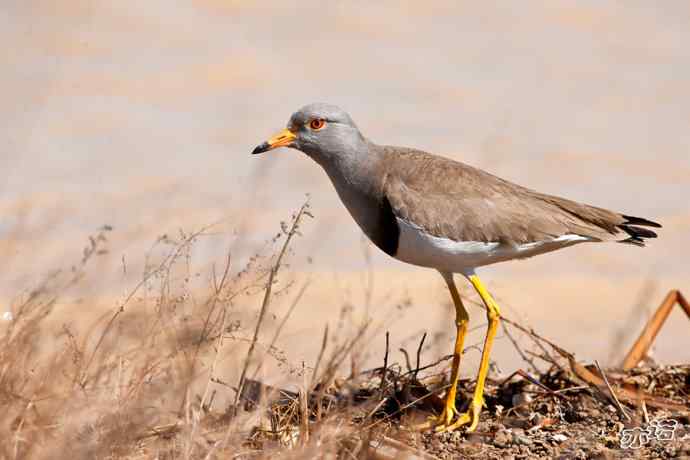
left=251, top=142, right=270, bottom=155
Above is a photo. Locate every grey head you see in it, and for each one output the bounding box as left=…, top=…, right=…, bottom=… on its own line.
left=251, top=103, right=368, bottom=167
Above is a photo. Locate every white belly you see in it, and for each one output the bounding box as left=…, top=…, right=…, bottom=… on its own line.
left=394, top=218, right=592, bottom=274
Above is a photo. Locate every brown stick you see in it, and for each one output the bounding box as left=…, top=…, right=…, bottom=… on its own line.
left=501, top=311, right=688, bottom=412
left=621, top=290, right=690, bottom=370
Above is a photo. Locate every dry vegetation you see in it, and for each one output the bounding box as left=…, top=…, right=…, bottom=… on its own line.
left=1, top=202, right=688, bottom=460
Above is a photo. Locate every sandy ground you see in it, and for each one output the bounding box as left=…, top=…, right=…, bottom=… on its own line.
left=2, top=2, right=689, bottom=389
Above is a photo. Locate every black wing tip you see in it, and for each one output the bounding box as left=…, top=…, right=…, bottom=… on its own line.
left=617, top=220, right=659, bottom=247
left=618, top=237, right=647, bottom=247
left=617, top=214, right=661, bottom=246
left=621, top=225, right=658, bottom=239
left=622, top=214, right=662, bottom=228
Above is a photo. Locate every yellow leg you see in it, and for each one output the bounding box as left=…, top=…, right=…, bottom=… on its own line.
left=417, top=271, right=469, bottom=430
left=442, top=272, right=501, bottom=432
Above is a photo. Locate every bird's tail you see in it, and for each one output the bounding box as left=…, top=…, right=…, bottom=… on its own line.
left=617, top=215, right=662, bottom=246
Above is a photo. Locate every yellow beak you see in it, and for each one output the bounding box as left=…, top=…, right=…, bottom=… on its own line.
left=251, top=128, right=296, bottom=154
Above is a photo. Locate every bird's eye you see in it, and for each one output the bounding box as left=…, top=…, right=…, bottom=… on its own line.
left=309, top=118, right=326, bottom=130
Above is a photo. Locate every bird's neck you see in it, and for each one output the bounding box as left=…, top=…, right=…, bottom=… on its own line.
left=318, top=141, right=387, bottom=239
left=319, top=139, right=383, bottom=195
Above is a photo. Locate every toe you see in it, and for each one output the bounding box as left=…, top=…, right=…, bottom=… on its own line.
left=437, top=400, right=483, bottom=433
left=437, top=411, right=471, bottom=433
left=464, top=401, right=483, bottom=432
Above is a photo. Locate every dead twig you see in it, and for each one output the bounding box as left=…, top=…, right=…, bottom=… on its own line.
left=622, top=290, right=690, bottom=370
left=251, top=279, right=311, bottom=381
left=399, top=348, right=412, bottom=374
left=595, top=360, right=631, bottom=421
left=299, top=365, right=309, bottom=446
left=361, top=378, right=453, bottom=431
left=502, top=321, right=540, bottom=374
left=310, top=325, right=329, bottom=390
left=379, top=331, right=390, bottom=393
left=234, top=199, right=311, bottom=408
left=414, top=332, right=427, bottom=380
left=494, top=312, right=687, bottom=411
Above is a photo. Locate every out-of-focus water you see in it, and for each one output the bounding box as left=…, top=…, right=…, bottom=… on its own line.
left=2, top=1, right=689, bottom=372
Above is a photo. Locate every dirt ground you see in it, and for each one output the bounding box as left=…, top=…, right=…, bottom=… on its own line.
left=228, top=363, right=690, bottom=459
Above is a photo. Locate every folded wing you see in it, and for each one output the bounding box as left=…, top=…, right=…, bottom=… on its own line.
left=380, top=147, right=660, bottom=246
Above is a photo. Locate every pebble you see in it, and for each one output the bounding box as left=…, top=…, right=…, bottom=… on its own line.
left=493, top=429, right=512, bottom=448
left=552, top=433, right=568, bottom=443
left=449, top=431, right=462, bottom=443
left=512, top=392, right=532, bottom=408
left=513, top=433, right=532, bottom=446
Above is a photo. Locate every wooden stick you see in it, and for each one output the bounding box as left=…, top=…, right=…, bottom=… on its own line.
left=622, top=290, right=690, bottom=370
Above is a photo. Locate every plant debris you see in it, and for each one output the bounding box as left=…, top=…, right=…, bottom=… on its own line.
left=234, top=360, right=690, bottom=459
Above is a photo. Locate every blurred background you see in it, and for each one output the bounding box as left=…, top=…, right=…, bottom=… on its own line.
left=2, top=1, right=689, bottom=382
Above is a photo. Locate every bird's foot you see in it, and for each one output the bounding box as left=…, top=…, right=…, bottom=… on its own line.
left=415, top=397, right=482, bottom=433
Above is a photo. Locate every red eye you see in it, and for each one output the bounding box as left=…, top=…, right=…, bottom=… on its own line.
left=309, top=118, right=326, bottom=130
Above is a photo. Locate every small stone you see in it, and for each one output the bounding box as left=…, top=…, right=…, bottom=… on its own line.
left=590, top=447, right=615, bottom=460
left=552, top=433, right=568, bottom=443
left=513, top=433, right=532, bottom=446
left=602, top=435, right=618, bottom=448
left=493, top=429, right=512, bottom=448
left=512, top=392, right=533, bottom=407
left=437, top=431, right=452, bottom=443
left=664, top=445, right=678, bottom=457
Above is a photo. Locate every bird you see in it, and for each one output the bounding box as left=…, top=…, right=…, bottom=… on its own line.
left=251, top=103, right=661, bottom=433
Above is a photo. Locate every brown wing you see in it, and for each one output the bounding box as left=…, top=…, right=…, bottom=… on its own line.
left=379, top=146, right=660, bottom=245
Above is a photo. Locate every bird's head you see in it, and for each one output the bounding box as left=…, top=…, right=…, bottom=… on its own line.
left=251, top=103, right=366, bottom=165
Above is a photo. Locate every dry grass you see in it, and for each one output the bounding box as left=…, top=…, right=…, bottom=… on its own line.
left=0, top=201, right=340, bottom=459
left=1, top=199, right=434, bottom=459
left=1, top=201, right=688, bottom=460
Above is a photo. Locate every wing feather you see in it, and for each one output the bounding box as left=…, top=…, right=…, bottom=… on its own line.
left=379, top=146, right=655, bottom=245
